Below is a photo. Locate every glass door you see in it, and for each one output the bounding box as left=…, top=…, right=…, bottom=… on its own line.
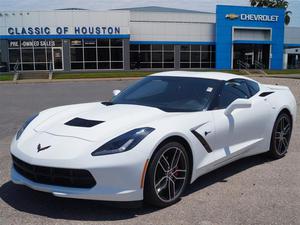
left=52, top=47, right=63, bottom=70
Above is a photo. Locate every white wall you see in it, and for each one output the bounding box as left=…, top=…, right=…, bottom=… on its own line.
left=129, top=11, right=216, bottom=42
left=0, top=10, right=130, bottom=36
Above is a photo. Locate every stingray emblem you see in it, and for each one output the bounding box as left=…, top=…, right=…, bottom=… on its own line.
left=226, top=14, right=239, bottom=20
left=37, top=144, right=51, bottom=153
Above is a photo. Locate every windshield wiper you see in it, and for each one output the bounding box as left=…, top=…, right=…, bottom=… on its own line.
left=102, top=101, right=115, bottom=106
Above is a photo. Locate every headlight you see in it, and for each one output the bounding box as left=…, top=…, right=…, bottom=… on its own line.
left=91, top=127, right=155, bottom=156
left=16, top=113, right=39, bottom=140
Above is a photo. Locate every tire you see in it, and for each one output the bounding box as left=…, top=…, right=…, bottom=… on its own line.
left=268, top=112, right=292, bottom=159
left=144, top=142, right=190, bottom=208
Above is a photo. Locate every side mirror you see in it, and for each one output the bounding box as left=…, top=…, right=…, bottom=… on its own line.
left=112, top=89, right=121, bottom=97
left=224, top=98, right=252, bottom=116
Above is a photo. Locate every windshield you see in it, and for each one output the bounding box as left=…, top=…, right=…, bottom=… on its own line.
left=112, top=76, right=221, bottom=112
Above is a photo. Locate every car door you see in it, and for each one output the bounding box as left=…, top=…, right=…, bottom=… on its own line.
left=209, top=79, right=272, bottom=161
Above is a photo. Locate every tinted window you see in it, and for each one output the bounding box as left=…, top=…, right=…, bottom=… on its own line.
left=246, top=80, right=260, bottom=96
left=112, top=76, right=221, bottom=112
left=215, top=80, right=250, bottom=109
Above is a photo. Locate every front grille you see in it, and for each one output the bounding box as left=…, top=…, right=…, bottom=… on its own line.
left=12, top=155, right=96, bottom=188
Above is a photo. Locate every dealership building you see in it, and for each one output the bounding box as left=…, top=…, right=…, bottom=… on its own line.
left=0, top=5, right=300, bottom=72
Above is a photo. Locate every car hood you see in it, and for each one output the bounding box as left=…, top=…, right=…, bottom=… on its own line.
left=34, top=103, right=167, bottom=142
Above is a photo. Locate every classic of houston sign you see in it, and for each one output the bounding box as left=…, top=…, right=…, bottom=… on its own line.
left=7, top=26, right=122, bottom=35
left=226, top=13, right=279, bottom=22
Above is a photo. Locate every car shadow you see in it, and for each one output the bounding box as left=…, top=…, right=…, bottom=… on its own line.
left=0, top=154, right=272, bottom=221
left=184, top=153, right=272, bottom=196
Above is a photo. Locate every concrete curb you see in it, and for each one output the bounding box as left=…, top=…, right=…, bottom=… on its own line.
left=0, top=77, right=142, bottom=84
left=1, top=74, right=300, bottom=85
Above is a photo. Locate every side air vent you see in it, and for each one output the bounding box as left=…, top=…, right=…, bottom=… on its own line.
left=259, top=92, right=274, bottom=97
left=191, top=130, right=213, bottom=153
left=65, top=117, right=104, bottom=128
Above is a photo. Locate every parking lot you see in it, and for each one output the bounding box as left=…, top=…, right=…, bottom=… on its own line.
left=0, top=77, right=299, bottom=225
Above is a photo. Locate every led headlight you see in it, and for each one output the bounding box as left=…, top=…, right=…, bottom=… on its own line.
left=91, top=127, right=155, bottom=156
left=16, top=113, right=39, bottom=140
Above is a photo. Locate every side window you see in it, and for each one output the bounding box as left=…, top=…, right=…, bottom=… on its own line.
left=245, top=80, right=260, bottom=97
left=216, top=80, right=250, bottom=109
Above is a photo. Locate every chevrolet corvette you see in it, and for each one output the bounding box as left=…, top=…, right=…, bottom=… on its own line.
left=10, top=71, right=297, bottom=207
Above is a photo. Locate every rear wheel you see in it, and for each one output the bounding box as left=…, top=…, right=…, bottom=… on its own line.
left=269, top=112, right=292, bottom=159
left=144, top=142, right=190, bottom=207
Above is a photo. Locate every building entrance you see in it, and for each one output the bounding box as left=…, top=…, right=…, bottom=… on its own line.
left=233, top=44, right=270, bottom=69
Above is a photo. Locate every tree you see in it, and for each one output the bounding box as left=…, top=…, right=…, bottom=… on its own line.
left=249, top=0, right=292, bottom=25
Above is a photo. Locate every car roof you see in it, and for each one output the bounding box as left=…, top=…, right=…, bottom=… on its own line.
left=150, top=71, right=255, bottom=82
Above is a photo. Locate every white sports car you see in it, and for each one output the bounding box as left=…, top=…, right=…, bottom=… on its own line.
left=10, top=72, right=296, bottom=207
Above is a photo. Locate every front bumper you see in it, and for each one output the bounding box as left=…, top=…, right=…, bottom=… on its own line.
left=10, top=133, right=152, bottom=202
left=11, top=166, right=143, bottom=201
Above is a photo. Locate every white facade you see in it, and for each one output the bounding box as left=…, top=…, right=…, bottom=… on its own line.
left=0, top=10, right=130, bottom=36
left=129, top=11, right=215, bottom=42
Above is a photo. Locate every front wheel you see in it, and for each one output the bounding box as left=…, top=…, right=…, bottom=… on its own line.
left=144, top=142, right=190, bottom=207
left=268, top=112, right=292, bottom=159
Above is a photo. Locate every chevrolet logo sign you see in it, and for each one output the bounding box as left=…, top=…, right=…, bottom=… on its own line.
left=226, top=14, right=239, bottom=20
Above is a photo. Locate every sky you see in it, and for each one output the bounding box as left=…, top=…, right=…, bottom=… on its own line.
left=0, top=0, right=299, bottom=26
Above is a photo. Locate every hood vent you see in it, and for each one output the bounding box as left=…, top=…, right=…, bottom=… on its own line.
left=65, top=117, right=104, bottom=128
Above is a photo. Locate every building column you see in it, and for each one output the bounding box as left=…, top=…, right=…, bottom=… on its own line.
left=0, top=40, right=9, bottom=63
left=123, top=39, right=130, bottom=71
left=62, top=39, right=71, bottom=72
left=174, top=45, right=180, bottom=70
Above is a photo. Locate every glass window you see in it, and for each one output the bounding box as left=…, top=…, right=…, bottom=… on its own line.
left=9, top=49, right=21, bottom=63
left=180, top=52, right=190, bottom=62
left=152, top=45, right=163, bottom=51
left=112, top=76, right=221, bottom=112
left=191, top=63, right=201, bottom=68
left=22, top=63, right=34, bottom=70
left=84, top=39, right=96, bottom=47
left=71, top=39, right=83, bottom=47
left=22, top=49, right=34, bottom=62
left=97, top=39, right=109, bottom=47
left=152, top=52, right=162, bottom=62
left=191, top=52, right=200, bottom=62
left=140, top=45, right=151, bottom=51
left=71, top=48, right=83, bottom=61
left=98, top=48, right=110, bottom=61
left=130, top=44, right=174, bottom=69
left=191, top=45, right=201, bottom=51
left=34, top=49, right=46, bottom=62
left=180, top=45, right=215, bottom=69
left=245, top=80, right=260, bottom=96
left=164, top=63, right=174, bottom=68
left=202, top=45, right=210, bottom=51
left=98, top=62, right=110, bottom=69
left=71, top=62, right=84, bottom=70
left=216, top=80, right=250, bottom=109
left=140, top=52, right=151, bottom=62
left=152, top=63, right=163, bottom=68
left=111, top=39, right=123, bottom=47
left=85, top=62, right=97, bottom=69
left=141, top=63, right=151, bottom=68
left=35, top=63, right=47, bottom=70
left=111, top=62, right=123, bottom=69
left=70, top=38, right=124, bottom=70
left=181, top=45, right=190, bottom=51
left=164, top=45, right=174, bottom=51
left=111, top=48, right=123, bottom=61
left=201, top=52, right=211, bottom=62
left=130, top=44, right=139, bottom=51
left=164, top=52, right=174, bottom=62
left=84, top=48, right=96, bottom=61
left=9, top=40, right=20, bottom=48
